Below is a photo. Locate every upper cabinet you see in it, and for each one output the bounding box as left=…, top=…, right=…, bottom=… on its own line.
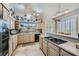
left=0, top=3, right=3, bottom=18
left=3, top=6, right=8, bottom=20
left=0, top=3, right=9, bottom=20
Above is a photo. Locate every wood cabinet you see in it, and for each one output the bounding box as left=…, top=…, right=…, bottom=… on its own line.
left=8, top=16, right=15, bottom=29
left=29, top=34, right=35, bottom=42
left=42, top=39, right=47, bottom=56
left=48, top=43, right=59, bottom=56
left=39, top=36, right=43, bottom=50
left=36, top=21, right=42, bottom=29
left=17, top=34, right=24, bottom=44
left=15, top=20, right=19, bottom=29
left=60, top=49, right=73, bottom=56
left=9, top=35, right=17, bottom=55
left=39, top=36, right=74, bottom=56
left=9, top=36, right=13, bottom=55
left=17, top=33, right=35, bottom=44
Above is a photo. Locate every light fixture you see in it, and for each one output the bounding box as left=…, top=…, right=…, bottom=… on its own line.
left=63, top=9, right=70, bottom=14
left=53, top=3, right=70, bottom=19
left=32, top=12, right=40, bottom=17
left=32, top=13, right=36, bottom=16
left=36, top=13, right=40, bottom=16
left=56, top=3, right=61, bottom=14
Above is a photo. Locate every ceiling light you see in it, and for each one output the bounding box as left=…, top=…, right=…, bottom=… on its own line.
left=63, top=10, right=70, bottom=14
left=57, top=13, right=63, bottom=16
left=37, top=13, right=40, bottom=16
left=33, top=13, right=36, bottom=16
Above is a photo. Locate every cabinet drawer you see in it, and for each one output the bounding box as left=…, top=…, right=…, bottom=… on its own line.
left=48, top=46, right=59, bottom=56
left=48, top=43, right=59, bottom=52
left=18, top=36, right=24, bottom=38
left=60, top=49, right=73, bottom=56
left=43, top=39, right=47, bottom=43
left=43, top=41, right=47, bottom=55
left=39, top=37, right=43, bottom=50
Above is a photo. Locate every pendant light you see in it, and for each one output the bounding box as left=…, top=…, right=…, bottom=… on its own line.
left=56, top=3, right=61, bottom=14
left=52, top=3, right=70, bottom=20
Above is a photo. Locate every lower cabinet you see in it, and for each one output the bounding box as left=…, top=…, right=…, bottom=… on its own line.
left=17, top=33, right=35, bottom=44
left=48, top=43, right=59, bottom=56
left=42, top=39, right=47, bottom=56
left=39, top=36, right=43, bottom=50
left=9, top=37, right=13, bottom=55
left=39, top=36, right=73, bottom=56
left=9, top=35, right=17, bottom=55
left=18, top=34, right=24, bottom=44
left=60, top=49, right=73, bottom=56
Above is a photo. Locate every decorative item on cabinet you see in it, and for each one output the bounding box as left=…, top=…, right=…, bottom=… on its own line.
left=15, top=20, right=19, bottom=29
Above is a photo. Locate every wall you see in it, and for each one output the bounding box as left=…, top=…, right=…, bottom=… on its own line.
left=31, top=3, right=79, bottom=35
left=3, top=3, right=79, bottom=35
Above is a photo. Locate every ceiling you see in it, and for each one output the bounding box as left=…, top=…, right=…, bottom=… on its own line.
left=3, top=3, right=79, bottom=16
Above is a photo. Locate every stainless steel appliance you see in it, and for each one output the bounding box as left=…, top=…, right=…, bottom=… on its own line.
left=0, top=19, right=9, bottom=56
left=45, top=36, right=67, bottom=44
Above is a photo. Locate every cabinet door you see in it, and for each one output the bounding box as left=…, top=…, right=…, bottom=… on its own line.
left=9, top=37, right=13, bottom=55
left=29, top=34, right=35, bottom=42
left=60, top=49, right=73, bottom=56
left=13, top=35, right=17, bottom=50
left=48, top=43, right=59, bottom=56
left=48, top=43, right=59, bottom=52
left=48, top=46, right=59, bottom=56
left=15, top=35, right=17, bottom=48
left=23, top=34, right=29, bottom=43
left=43, top=39, right=47, bottom=56
left=18, top=35, right=24, bottom=44
left=9, top=35, right=17, bottom=55
left=23, top=34, right=35, bottom=43
left=18, top=34, right=35, bottom=44
left=39, top=36, right=43, bottom=50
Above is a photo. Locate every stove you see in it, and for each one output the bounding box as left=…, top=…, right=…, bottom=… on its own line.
left=45, top=36, right=67, bottom=44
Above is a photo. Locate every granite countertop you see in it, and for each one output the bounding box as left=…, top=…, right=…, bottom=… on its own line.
left=47, top=33, right=78, bottom=39
left=19, top=32, right=40, bottom=34
left=54, top=33, right=78, bottom=39
left=40, top=34, right=79, bottom=56
left=59, top=41, right=79, bottom=56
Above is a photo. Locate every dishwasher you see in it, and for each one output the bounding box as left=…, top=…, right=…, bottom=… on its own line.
left=35, top=34, right=40, bottom=42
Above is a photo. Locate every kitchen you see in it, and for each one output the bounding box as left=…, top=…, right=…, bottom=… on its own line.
left=0, top=3, right=79, bottom=56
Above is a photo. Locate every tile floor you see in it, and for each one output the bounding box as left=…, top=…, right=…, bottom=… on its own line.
left=12, top=42, right=44, bottom=56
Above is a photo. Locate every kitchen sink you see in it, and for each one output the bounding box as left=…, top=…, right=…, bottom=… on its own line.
left=45, top=36, right=67, bottom=44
